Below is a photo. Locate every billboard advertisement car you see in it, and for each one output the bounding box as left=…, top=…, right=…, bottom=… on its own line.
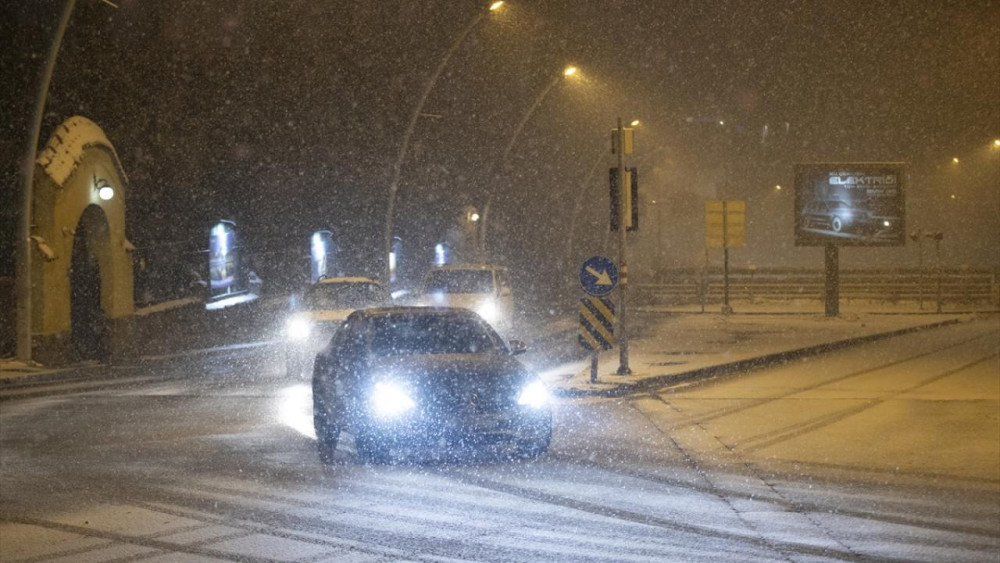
left=794, top=163, right=906, bottom=247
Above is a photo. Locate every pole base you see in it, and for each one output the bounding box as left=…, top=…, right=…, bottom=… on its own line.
left=615, top=365, right=632, bottom=376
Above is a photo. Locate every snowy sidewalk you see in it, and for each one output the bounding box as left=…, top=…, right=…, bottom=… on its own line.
left=0, top=358, right=103, bottom=384
left=544, top=307, right=979, bottom=397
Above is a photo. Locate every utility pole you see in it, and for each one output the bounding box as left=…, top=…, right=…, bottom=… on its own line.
left=615, top=118, right=631, bottom=375
left=910, top=229, right=924, bottom=310
left=722, top=200, right=731, bottom=314
left=929, top=231, right=944, bottom=313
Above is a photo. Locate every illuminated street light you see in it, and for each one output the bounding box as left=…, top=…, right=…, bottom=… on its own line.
left=630, top=119, right=640, bottom=127
left=384, top=0, right=507, bottom=283
left=775, top=184, right=782, bottom=191
left=952, top=157, right=960, bottom=164
left=719, top=120, right=725, bottom=125
left=95, top=178, right=115, bottom=201
left=480, top=64, right=583, bottom=254
left=469, top=212, right=480, bottom=222
left=993, top=139, right=1000, bottom=148
left=16, top=0, right=79, bottom=362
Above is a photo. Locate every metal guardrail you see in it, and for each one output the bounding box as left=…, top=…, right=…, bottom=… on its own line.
left=633, top=268, right=1000, bottom=306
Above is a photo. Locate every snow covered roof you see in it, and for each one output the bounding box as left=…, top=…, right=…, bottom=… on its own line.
left=36, top=115, right=128, bottom=188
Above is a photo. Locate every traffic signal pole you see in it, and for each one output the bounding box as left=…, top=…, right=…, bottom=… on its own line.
left=615, top=118, right=631, bottom=375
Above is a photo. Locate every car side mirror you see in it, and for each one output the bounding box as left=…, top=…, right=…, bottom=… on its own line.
left=509, top=339, right=527, bottom=355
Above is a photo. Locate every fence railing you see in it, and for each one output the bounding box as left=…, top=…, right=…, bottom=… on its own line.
left=632, top=268, right=999, bottom=307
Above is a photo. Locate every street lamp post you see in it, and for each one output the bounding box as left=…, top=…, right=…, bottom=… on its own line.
left=383, top=2, right=503, bottom=284
left=929, top=231, right=944, bottom=313
left=614, top=117, right=631, bottom=375
left=562, top=146, right=607, bottom=271
left=16, top=0, right=78, bottom=362
left=910, top=229, right=924, bottom=310
left=478, top=65, right=579, bottom=256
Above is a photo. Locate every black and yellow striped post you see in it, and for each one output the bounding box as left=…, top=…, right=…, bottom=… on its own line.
left=578, top=296, right=615, bottom=382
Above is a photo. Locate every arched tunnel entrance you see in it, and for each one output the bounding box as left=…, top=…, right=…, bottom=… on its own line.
left=25, top=116, right=135, bottom=365
left=70, top=205, right=111, bottom=360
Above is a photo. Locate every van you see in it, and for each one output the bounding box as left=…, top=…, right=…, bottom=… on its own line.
left=419, top=265, right=514, bottom=333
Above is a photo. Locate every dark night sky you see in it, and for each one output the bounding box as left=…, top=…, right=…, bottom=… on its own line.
left=2, top=1, right=998, bottom=294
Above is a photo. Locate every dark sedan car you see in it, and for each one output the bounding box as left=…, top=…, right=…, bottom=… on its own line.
left=311, top=307, right=552, bottom=463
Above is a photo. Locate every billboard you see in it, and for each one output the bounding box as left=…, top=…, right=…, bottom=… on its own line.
left=310, top=230, right=339, bottom=284
left=794, top=163, right=906, bottom=247
left=209, top=220, right=244, bottom=299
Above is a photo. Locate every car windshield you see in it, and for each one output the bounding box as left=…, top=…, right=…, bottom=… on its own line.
left=367, top=314, right=496, bottom=355
left=305, top=282, right=384, bottom=310
left=424, top=270, right=493, bottom=293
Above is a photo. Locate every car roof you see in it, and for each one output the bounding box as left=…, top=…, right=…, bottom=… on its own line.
left=349, top=306, right=479, bottom=320
left=427, top=264, right=506, bottom=272
left=315, top=276, right=383, bottom=286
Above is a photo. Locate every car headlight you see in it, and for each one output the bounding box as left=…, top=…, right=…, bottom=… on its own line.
left=517, top=380, right=549, bottom=409
left=477, top=299, right=498, bottom=323
left=370, top=382, right=416, bottom=418
left=883, top=220, right=891, bottom=227
left=286, top=315, right=312, bottom=340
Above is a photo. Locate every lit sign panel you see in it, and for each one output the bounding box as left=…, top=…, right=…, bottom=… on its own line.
left=209, top=221, right=243, bottom=298
left=794, top=163, right=906, bottom=247
left=310, top=230, right=335, bottom=283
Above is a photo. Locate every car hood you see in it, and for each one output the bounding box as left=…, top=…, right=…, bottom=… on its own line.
left=367, top=353, right=531, bottom=397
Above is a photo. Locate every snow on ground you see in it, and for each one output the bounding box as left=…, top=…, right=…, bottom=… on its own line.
left=547, top=299, right=987, bottom=394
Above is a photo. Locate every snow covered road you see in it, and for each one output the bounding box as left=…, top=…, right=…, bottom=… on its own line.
left=1, top=317, right=997, bottom=562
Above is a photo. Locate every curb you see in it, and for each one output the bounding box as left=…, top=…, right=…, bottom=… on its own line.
left=0, top=362, right=108, bottom=388
left=552, top=317, right=965, bottom=399
left=0, top=340, right=279, bottom=389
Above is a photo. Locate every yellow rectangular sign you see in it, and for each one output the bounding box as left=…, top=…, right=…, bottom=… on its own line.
left=705, top=200, right=746, bottom=248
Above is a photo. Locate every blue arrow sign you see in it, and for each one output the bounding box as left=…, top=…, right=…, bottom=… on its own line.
left=579, top=256, right=619, bottom=296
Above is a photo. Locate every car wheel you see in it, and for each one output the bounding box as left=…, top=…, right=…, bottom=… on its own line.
left=314, top=409, right=341, bottom=463
left=516, top=421, right=551, bottom=458
left=516, top=434, right=550, bottom=459
left=356, top=432, right=391, bottom=464
left=831, top=216, right=843, bottom=232
left=313, top=384, right=341, bottom=464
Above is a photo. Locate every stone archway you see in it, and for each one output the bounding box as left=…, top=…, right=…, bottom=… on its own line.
left=31, top=116, right=134, bottom=364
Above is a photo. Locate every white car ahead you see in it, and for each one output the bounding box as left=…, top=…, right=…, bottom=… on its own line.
left=285, top=277, right=391, bottom=377
left=418, top=265, right=515, bottom=334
